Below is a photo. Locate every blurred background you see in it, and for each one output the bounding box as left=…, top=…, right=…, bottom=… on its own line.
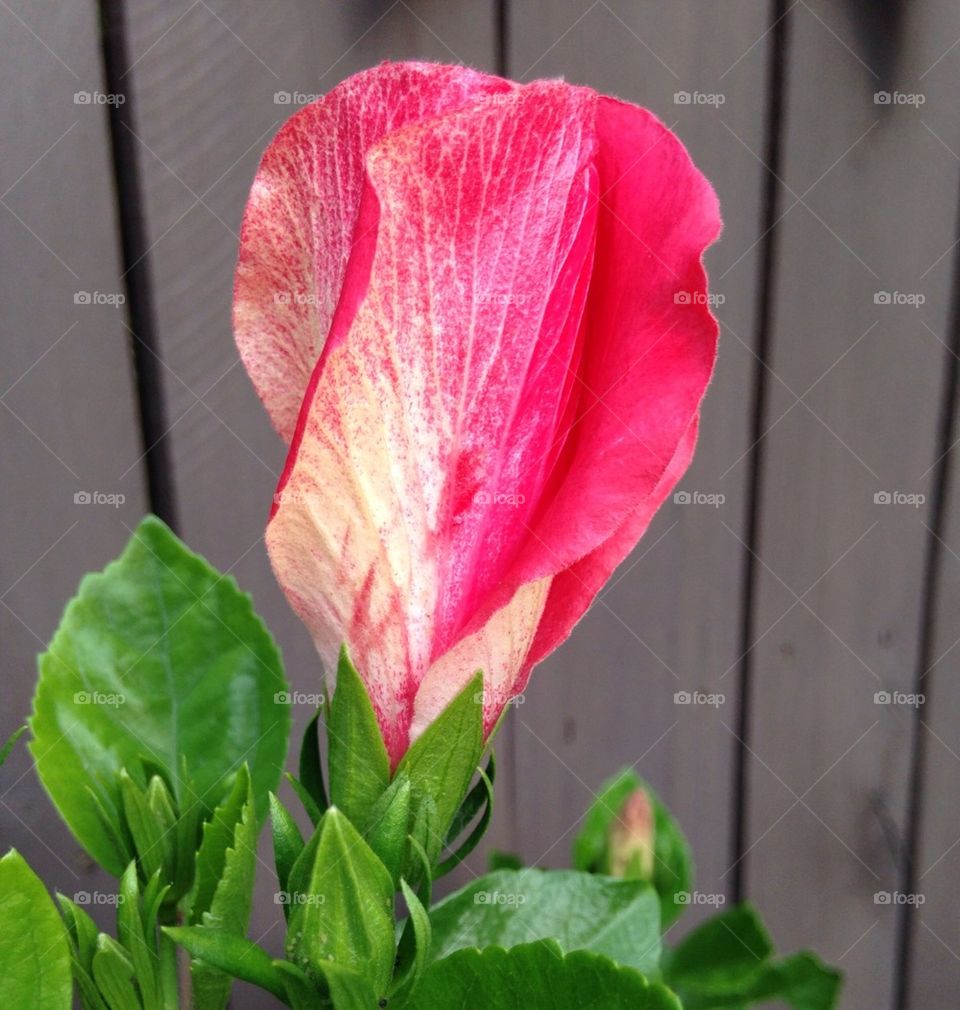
left=2, top=1, right=958, bottom=1007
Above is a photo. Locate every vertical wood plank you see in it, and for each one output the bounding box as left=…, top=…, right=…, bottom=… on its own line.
left=117, top=4, right=500, bottom=996
left=905, top=291, right=960, bottom=1002
left=506, top=0, right=770, bottom=924
left=0, top=0, right=149, bottom=926
left=741, top=2, right=960, bottom=1005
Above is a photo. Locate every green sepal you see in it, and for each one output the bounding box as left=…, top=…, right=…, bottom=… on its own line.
left=298, top=709, right=328, bottom=817
left=91, top=933, right=140, bottom=1010
left=391, top=878, right=432, bottom=1004
left=285, top=807, right=395, bottom=996
left=395, top=671, right=484, bottom=868
left=435, top=754, right=495, bottom=877
left=57, top=892, right=101, bottom=972
left=269, top=791, right=305, bottom=912
left=162, top=927, right=288, bottom=1002
left=120, top=769, right=174, bottom=885
left=285, top=772, right=323, bottom=827
left=364, top=771, right=413, bottom=885
left=117, top=861, right=160, bottom=1010
left=327, top=644, right=391, bottom=829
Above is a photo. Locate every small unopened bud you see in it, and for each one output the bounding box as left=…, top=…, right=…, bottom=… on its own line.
left=608, top=788, right=655, bottom=880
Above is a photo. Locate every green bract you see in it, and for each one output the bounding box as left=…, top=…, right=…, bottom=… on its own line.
left=30, top=516, right=289, bottom=875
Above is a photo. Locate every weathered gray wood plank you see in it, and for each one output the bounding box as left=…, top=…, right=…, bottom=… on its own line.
left=741, top=2, right=960, bottom=1005
left=506, top=0, right=769, bottom=923
left=118, top=3, right=500, bottom=995
left=906, top=351, right=960, bottom=1002
left=0, top=0, right=149, bottom=929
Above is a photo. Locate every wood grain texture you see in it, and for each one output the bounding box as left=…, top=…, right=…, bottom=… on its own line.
left=506, top=0, right=769, bottom=928
left=0, top=0, right=149, bottom=932
left=740, top=2, right=960, bottom=1005
left=118, top=3, right=500, bottom=995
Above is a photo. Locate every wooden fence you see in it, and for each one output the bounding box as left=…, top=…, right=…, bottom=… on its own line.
left=2, top=2, right=959, bottom=1006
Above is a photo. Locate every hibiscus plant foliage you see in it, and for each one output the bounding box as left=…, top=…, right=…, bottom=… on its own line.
left=1, top=520, right=841, bottom=1009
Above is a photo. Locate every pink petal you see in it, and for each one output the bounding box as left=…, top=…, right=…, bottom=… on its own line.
left=234, top=62, right=513, bottom=442
left=266, top=81, right=599, bottom=764
left=463, top=96, right=721, bottom=663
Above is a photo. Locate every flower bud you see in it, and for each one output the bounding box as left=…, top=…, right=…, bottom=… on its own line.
left=608, top=787, right=655, bottom=880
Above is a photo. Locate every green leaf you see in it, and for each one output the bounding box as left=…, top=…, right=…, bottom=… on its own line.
left=427, top=868, right=661, bottom=977
left=286, top=807, right=395, bottom=996
left=91, top=933, right=141, bottom=1010
left=326, top=645, right=390, bottom=828
left=0, top=850, right=72, bottom=1009
left=190, top=766, right=258, bottom=1010
left=395, top=671, right=484, bottom=866
left=391, top=878, right=432, bottom=1003
left=162, top=928, right=288, bottom=1002
left=400, top=941, right=680, bottom=1010
left=572, top=768, right=692, bottom=927
left=298, top=709, right=328, bottom=816
left=30, top=516, right=289, bottom=875
left=0, top=725, right=26, bottom=769
left=269, top=792, right=305, bottom=907
left=663, top=904, right=842, bottom=1010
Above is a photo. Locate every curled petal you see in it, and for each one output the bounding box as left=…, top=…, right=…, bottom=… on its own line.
left=235, top=62, right=513, bottom=442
